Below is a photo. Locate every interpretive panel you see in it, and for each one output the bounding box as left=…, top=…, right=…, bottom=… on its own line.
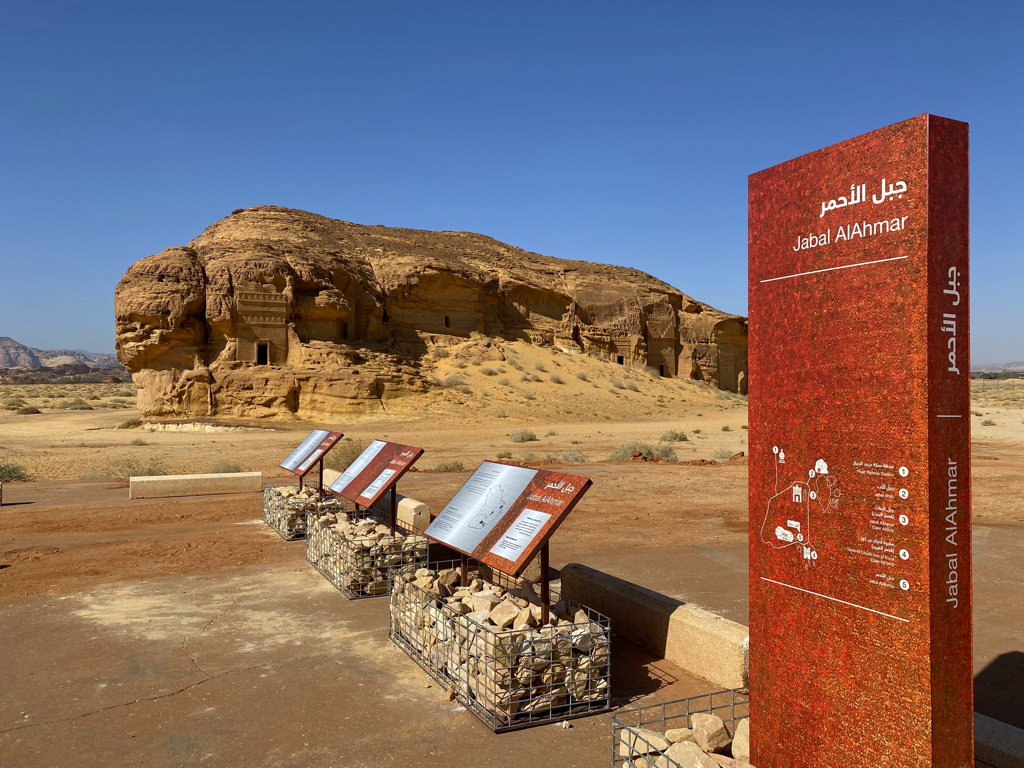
left=748, top=114, right=971, bottom=767
left=328, top=440, right=423, bottom=507
left=280, top=430, right=344, bottom=476
left=424, top=461, right=591, bottom=576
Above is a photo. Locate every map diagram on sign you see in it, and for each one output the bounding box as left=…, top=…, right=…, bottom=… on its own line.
left=761, top=446, right=841, bottom=563
left=468, top=484, right=509, bottom=529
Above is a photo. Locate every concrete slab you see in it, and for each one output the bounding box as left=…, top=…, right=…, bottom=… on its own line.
left=129, top=472, right=263, bottom=499
left=0, top=565, right=721, bottom=768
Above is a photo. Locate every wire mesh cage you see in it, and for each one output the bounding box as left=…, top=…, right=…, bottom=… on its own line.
left=610, top=689, right=751, bottom=768
left=389, top=559, right=612, bottom=732
left=306, top=508, right=429, bottom=599
left=262, top=486, right=346, bottom=540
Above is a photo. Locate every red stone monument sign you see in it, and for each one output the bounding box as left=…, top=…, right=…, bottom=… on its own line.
left=748, top=115, right=971, bottom=767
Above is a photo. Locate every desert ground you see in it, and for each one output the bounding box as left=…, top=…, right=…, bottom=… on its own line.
left=0, top=360, right=1022, bottom=766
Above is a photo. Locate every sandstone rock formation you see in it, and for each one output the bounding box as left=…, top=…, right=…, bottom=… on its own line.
left=115, top=206, right=747, bottom=419
left=0, top=338, right=41, bottom=368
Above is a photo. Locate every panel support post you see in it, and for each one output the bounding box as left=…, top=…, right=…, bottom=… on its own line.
left=540, top=543, right=550, bottom=625
left=390, top=485, right=397, bottom=536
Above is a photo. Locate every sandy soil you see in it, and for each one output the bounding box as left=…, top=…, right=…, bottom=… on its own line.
left=1, top=374, right=1022, bottom=764
left=1, top=375, right=1021, bottom=597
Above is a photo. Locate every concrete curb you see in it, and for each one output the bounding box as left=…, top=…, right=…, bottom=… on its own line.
left=976, top=713, right=1024, bottom=768
left=129, top=472, right=263, bottom=499
left=559, top=563, right=749, bottom=689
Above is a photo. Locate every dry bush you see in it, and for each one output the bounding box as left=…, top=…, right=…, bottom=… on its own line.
left=508, top=429, right=538, bottom=443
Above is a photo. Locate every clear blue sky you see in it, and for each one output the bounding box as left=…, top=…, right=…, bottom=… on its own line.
left=1, top=1, right=1021, bottom=363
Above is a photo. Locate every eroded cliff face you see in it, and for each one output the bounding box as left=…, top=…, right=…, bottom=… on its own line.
left=115, top=206, right=747, bottom=418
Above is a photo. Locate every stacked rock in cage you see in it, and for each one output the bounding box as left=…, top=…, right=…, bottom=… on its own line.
left=262, top=486, right=346, bottom=540
left=389, top=562, right=611, bottom=731
left=306, top=510, right=429, bottom=598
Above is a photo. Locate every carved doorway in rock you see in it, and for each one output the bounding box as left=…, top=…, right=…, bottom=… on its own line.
left=256, top=342, right=270, bottom=366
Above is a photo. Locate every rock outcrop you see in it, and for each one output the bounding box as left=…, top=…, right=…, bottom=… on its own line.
left=0, top=338, right=41, bottom=368
left=115, top=206, right=747, bottom=419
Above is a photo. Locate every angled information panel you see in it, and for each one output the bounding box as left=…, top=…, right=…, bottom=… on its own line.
left=748, top=115, right=971, bottom=767
left=280, top=430, right=344, bottom=476
left=328, top=440, right=424, bottom=507
left=424, top=461, right=591, bottom=577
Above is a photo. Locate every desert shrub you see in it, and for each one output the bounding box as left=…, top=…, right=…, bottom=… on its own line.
left=0, top=460, right=29, bottom=481
left=494, top=408, right=508, bottom=418
left=545, top=449, right=587, bottom=463
left=693, top=429, right=702, bottom=434
left=496, top=366, right=506, bottom=373
left=722, top=425, right=733, bottom=432
left=610, top=380, right=625, bottom=389
left=981, top=419, right=996, bottom=426
left=325, top=439, right=369, bottom=471
left=608, top=441, right=678, bottom=462
left=496, top=450, right=513, bottom=459
left=497, top=377, right=510, bottom=386
left=481, top=367, right=498, bottom=376
left=535, top=362, right=547, bottom=372
left=520, top=373, right=532, bottom=382
left=522, top=452, right=537, bottom=461
left=713, top=448, right=736, bottom=462
left=16, top=406, right=42, bottom=415
left=509, top=360, right=524, bottom=371
left=972, top=410, right=982, bottom=417
left=86, top=456, right=168, bottom=479
left=550, top=375, right=564, bottom=384
left=431, top=347, right=450, bottom=359
left=86, top=394, right=102, bottom=401
left=545, top=430, right=557, bottom=436
left=432, top=460, right=465, bottom=472
left=439, top=374, right=465, bottom=388
left=117, top=417, right=142, bottom=429
left=1, top=398, right=26, bottom=409
left=660, top=429, right=689, bottom=442
left=522, top=392, right=536, bottom=401
left=575, top=372, right=588, bottom=381
left=58, top=398, right=93, bottom=410
left=451, top=360, right=467, bottom=369
left=117, top=390, right=136, bottom=398
left=211, top=461, right=244, bottom=473
left=508, top=429, right=538, bottom=443
left=130, top=437, right=148, bottom=446
left=741, top=425, right=749, bottom=430
left=625, top=382, right=640, bottom=392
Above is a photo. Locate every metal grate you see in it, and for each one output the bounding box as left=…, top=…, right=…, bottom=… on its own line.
left=262, top=486, right=346, bottom=540
left=610, top=690, right=750, bottom=768
left=389, top=559, right=611, bottom=732
left=306, top=509, right=429, bottom=599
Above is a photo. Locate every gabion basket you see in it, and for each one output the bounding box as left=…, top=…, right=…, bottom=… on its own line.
left=611, top=690, right=750, bottom=768
left=262, top=486, right=346, bottom=540
left=306, top=509, right=429, bottom=599
left=389, top=559, right=611, bottom=732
